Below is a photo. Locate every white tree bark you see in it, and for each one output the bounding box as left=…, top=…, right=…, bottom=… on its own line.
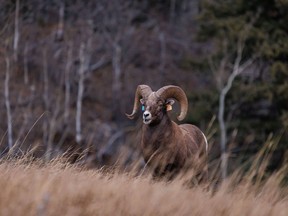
left=46, top=97, right=61, bottom=161
left=159, top=32, right=166, bottom=85
left=218, top=39, right=255, bottom=179
left=43, top=49, right=49, bottom=112
left=13, top=0, right=20, bottom=62
left=24, top=43, right=29, bottom=85
left=42, top=49, right=50, bottom=160
left=56, top=2, right=65, bottom=40
left=76, top=35, right=92, bottom=144
left=64, top=43, right=73, bottom=125
left=5, top=57, right=13, bottom=150
left=112, top=42, right=122, bottom=99
left=76, top=42, right=91, bottom=143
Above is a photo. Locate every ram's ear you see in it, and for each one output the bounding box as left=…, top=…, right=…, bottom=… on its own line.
left=140, top=98, right=145, bottom=104
left=165, top=99, right=175, bottom=111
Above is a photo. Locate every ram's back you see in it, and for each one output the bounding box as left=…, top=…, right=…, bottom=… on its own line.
left=179, top=124, right=208, bottom=153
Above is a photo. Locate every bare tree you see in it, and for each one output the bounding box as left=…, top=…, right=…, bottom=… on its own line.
left=13, top=0, right=20, bottom=62
left=76, top=41, right=91, bottom=143
left=76, top=44, right=85, bottom=144
left=55, top=1, right=65, bottom=41
left=5, top=56, right=13, bottom=150
left=209, top=19, right=258, bottom=179
left=112, top=40, right=122, bottom=108
left=46, top=95, right=62, bottom=161
left=42, top=48, right=50, bottom=159
left=158, top=31, right=166, bottom=86
left=218, top=40, right=255, bottom=179
left=64, top=43, right=73, bottom=126
left=23, top=43, right=29, bottom=85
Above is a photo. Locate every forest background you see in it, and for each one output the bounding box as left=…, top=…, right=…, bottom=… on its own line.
left=0, top=0, right=287, bottom=177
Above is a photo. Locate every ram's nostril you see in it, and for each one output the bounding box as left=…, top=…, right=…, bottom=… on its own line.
left=143, top=111, right=151, bottom=119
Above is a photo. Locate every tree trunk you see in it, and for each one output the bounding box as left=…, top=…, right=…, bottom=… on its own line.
left=5, top=57, right=13, bottom=150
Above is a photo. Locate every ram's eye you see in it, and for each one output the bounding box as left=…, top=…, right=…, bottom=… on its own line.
left=141, top=105, right=145, bottom=111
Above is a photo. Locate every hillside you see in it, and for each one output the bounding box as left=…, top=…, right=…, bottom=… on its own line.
left=0, top=158, right=287, bottom=216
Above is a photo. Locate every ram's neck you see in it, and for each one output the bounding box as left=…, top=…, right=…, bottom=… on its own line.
left=141, top=115, right=174, bottom=150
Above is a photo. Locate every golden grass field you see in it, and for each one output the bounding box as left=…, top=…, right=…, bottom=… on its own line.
left=0, top=156, right=287, bottom=216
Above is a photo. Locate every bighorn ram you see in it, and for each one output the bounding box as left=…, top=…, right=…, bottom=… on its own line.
left=126, top=85, right=208, bottom=179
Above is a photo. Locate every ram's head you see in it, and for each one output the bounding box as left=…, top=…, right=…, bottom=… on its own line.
left=126, top=85, right=188, bottom=125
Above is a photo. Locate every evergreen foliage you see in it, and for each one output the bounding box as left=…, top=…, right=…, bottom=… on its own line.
left=196, top=0, right=288, bottom=169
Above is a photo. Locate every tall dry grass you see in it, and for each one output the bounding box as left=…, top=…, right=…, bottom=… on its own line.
left=0, top=153, right=287, bottom=216
left=0, top=128, right=286, bottom=216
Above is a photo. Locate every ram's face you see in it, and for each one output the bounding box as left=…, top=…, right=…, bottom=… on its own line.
left=140, top=94, right=164, bottom=125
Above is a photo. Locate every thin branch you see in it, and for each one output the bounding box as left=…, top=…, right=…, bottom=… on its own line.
left=238, top=57, right=257, bottom=74
left=89, top=56, right=106, bottom=71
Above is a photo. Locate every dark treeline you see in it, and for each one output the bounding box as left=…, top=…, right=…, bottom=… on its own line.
left=0, top=0, right=287, bottom=177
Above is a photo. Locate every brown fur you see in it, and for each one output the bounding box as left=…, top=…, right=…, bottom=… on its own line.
left=127, top=85, right=208, bottom=180
left=141, top=114, right=207, bottom=179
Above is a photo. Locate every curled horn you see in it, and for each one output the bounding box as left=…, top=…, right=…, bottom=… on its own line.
left=126, top=85, right=152, bottom=119
left=156, top=85, right=188, bottom=121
